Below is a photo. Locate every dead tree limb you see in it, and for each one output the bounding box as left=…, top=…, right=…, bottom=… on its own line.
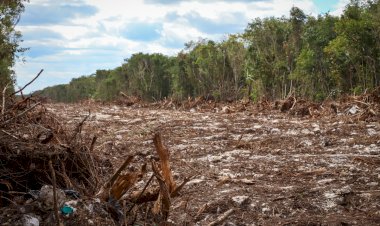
left=0, top=102, right=41, bottom=126
left=153, top=133, right=176, bottom=193
left=171, top=177, right=191, bottom=198
left=96, top=156, right=134, bottom=200
left=151, top=161, right=171, bottom=221
left=70, top=111, right=90, bottom=141
left=207, top=208, right=235, bottom=226
left=127, top=174, right=154, bottom=213
left=11, top=69, right=44, bottom=96
left=48, top=159, right=61, bottom=226
left=2, top=83, right=9, bottom=115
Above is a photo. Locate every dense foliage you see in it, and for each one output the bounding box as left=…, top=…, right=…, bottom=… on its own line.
left=39, top=0, right=380, bottom=102
left=0, top=0, right=28, bottom=93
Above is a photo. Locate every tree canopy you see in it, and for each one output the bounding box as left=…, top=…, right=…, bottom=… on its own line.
left=38, top=0, right=380, bottom=103
left=0, top=0, right=28, bottom=92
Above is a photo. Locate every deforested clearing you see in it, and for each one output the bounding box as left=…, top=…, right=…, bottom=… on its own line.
left=41, top=96, right=380, bottom=225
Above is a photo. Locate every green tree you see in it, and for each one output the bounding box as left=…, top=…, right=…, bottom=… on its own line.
left=95, top=67, right=128, bottom=101
left=244, top=17, right=290, bottom=99
left=125, top=53, right=173, bottom=101
left=221, top=35, right=246, bottom=99
left=292, top=14, right=338, bottom=99
left=325, top=0, right=379, bottom=93
left=0, top=0, right=28, bottom=92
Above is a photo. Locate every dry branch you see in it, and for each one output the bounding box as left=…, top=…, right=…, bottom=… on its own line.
left=151, top=161, right=171, bottom=221
left=2, top=83, right=9, bottom=115
left=127, top=174, right=154, bottom=213
left=111, top=172, right=142, bottom=200
left=0, top=102, right=40, bottom=126
left=207, top=208, right=235, bottom=226
left=11, top=69, right=44, bottom=96
left=153, top=133, right=176, bottom=193
left=70, top=111, right=90, bottom=141
left=170, top=177, right=191, bottom=198
left=97, top=156, right=134, bottom=201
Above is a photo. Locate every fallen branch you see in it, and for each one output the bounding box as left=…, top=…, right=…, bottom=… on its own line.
left=127, top=174, right=154, bottom=213
left=195, top=202, right=209, bottom=220
left=97, top=156, right=134, bottom=201
left=0, top=129, right=19, bottom=140
left=11, top=69, right=44, bottom=96
left=70, top=111, right=90, bottom=141
left=272, top=195, right=296, bottom=202
left=207, top=208, right=235, bottom=226
left=290, top=97, right=297, bottom=110
left=0, top=102, right=41, bottom=127
left=110, top=166, right=145, bottom=200
left=171, top=177, right=191, bottom=197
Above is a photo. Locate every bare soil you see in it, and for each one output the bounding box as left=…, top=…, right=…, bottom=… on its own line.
left=49, top=102, right=380, bottom=225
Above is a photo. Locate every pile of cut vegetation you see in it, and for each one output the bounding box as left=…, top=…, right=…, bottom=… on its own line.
left=0, top=90, right=189, bottom=225
left=275, top=87, right=380, bottom=121
left=0, top=93, right=101, bottom=196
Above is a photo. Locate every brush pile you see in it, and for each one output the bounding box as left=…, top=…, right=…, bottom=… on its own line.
left=0, top=89, right=188, bottom=225
left=276, top=87, right=380, bottom=121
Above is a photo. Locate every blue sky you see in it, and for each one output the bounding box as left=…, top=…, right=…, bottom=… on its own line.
left=14, top=0, right=347, bottom=93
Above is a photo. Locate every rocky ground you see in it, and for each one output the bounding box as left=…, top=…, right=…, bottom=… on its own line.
left=47, top=101, right=380, bottom=226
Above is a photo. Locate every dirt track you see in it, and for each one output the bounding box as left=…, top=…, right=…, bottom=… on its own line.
left=50, top=103, right=380, bottom=225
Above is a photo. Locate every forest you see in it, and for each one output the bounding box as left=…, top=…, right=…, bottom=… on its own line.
left=33, top=0, right=380, bottom=103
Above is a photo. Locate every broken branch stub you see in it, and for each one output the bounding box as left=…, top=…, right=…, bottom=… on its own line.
left=153, top=133, right=176, bottom=193
left=97, top=156, right=134, bottom=201
left=151, top=161, right=171, bottom=222
left=110, top=168, right=145, bottom=200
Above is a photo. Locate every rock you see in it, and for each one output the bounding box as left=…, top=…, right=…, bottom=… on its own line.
left=38, top=185, right=66, bottom=211
left=22, top=214, right=40, bottom=226
left=231, top=195, right=250, bottom=206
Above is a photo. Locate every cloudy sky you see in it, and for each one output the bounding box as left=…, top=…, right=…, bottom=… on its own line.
left=14, top=0, right=349, bottom=93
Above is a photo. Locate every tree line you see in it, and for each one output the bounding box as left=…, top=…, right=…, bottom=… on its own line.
left=35, top=0, right=380, bottom=102
left=0, top=0, right=28, bottom=95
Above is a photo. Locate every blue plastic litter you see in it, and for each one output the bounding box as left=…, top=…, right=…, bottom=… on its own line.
left=61, top=205, right=74, bottom=215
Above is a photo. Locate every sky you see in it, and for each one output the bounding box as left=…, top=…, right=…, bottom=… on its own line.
left=14, top=0, right=349, bottom=93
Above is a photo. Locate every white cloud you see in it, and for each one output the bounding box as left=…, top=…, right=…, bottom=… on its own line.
left=15, top=0, right=345, bottom=93
left=331, top=0, right=350, bottom=16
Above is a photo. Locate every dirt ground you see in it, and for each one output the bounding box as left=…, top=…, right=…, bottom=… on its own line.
left=48, top=102, right=380, bottom=226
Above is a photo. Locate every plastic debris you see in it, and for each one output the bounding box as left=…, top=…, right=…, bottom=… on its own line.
left=64, top=189, right=81, bottom=199
left=61, top=205, right=74, bottom=215
left=347, top=105, right=360, bottom=114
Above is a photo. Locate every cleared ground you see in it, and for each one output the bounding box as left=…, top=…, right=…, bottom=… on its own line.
left=51, top=102, right=380, bottom=225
